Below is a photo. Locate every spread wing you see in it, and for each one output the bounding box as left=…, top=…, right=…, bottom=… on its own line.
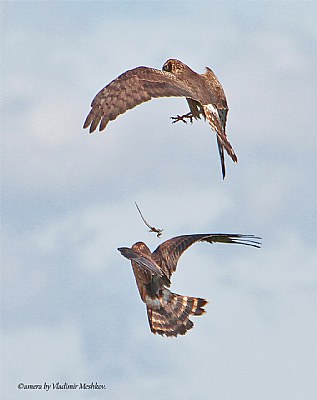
left=118, top=246, right=170, bottom=302
left=83, top=66, right=194, bottom=133
left=118, top=247, right=163, bottom=277
left=152, top=233, right=261, bottom=278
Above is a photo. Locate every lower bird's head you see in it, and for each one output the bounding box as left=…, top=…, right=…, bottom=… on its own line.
left=118, top=242, right=151, bottom=260
left=132, top=241, right=151, bottom=255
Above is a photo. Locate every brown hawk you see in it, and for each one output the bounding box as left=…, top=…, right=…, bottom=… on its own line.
left=83, top=59, right=236, bottom=178
left=118, top=233, right=261, bottom=337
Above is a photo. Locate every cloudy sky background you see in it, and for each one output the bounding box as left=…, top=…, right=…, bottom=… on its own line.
left=2, top=1, right=317, bottom=399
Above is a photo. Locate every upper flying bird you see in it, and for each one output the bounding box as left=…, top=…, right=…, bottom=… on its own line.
left=83, top=59, right=236, bottom=178
left=118, top=233, right=261, bottom=337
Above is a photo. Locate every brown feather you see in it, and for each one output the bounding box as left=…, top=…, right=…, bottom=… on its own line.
left=83, top=66, right=193, bottom=133
left=118, top=233, right=261, bottom=337
left=83, top=59, right=238, bottom=177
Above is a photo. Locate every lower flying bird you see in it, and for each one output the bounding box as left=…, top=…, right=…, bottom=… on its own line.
left=83, top=59, right=236, bottom=178
left=118, top=233, right=261, bottom=337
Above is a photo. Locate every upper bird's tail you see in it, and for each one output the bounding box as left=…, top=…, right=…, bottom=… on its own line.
left=204, top=105, right=237, bottom=163
left=146, top=289, right=207, bottom=337
left=216, top=136, right=226, bottom=179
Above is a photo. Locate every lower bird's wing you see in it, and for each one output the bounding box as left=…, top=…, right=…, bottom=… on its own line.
left=152, top=233, right=261, bottom=278
left=118, top=247, right=163, bottom=277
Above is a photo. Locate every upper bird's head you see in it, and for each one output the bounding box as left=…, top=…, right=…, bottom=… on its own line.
left=162, top=59, right=192, bottom=76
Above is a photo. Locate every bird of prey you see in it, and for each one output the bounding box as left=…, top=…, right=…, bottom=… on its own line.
left=118, top=233, right=261, bottom=337
left=83, top=59, right=236, bottom=178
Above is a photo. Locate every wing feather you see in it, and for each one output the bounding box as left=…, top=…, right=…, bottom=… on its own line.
left=152, top=233, right=261, bottom=278
left=120, top=248, right=163, bottom=277
left=83, top=67, right=194, bottom=133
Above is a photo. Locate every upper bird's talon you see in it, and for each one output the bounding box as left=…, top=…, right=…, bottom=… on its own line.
left=171, top=113, right=193, bottom=124
left=171, top=115, right=186, bottom=124
left=84, top=59, right=236, bottom=178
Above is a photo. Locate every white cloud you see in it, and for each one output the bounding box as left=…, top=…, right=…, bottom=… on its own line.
left=2, top=324, right=95, bottom=400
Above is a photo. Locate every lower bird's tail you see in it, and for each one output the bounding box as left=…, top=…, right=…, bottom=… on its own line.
left=146, top=289, right=207, bottom=337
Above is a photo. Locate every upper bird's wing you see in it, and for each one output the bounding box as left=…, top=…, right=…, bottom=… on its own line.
left=83, top=66, right=194, bottom=133
left=152, top=233, right=261, bottom=278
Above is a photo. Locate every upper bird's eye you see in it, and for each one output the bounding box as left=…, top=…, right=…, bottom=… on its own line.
left=163, top=61, right=172, bottom=72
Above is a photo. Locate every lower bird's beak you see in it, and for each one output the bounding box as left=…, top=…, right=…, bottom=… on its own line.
left=117, top=247, right=130, bottom=257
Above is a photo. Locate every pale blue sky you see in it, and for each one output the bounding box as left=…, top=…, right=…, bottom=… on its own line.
left=2, top=1, right=317, bottom=399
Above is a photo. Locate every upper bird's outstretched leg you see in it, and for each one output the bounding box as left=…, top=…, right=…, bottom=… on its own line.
left=171, top=112, right=194, bottom=124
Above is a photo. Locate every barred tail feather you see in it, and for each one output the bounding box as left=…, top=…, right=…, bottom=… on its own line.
left=217, top=136, right=226, bottom=179
left=204, top=105, right=237, bottom=163
left=146, top=290, right=207, bottom=337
